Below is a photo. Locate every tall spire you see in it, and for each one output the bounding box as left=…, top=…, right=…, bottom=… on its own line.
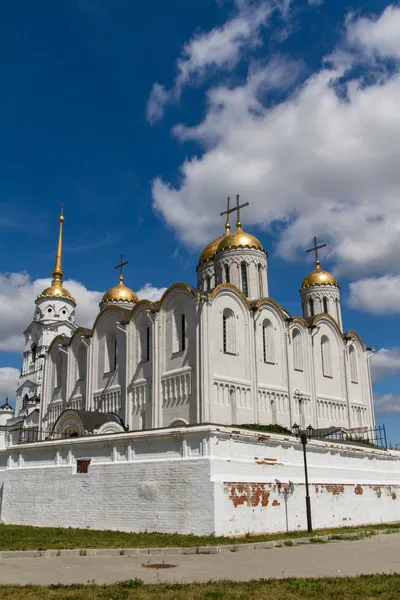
left=51, top=205, right=64, bottom=288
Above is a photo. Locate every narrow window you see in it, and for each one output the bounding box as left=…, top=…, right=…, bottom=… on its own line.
left=225, top=264, right=230, bottom=284
left=323, top=297, right=328, bottom=313
left=293, top=329, right=303, bottom=371
left=77, top=345, right=86, bottom=381
left=31, top=343, right=37, bottom=366
left=55, top=353, right=63, bottom=388
left=262, top=319, right=275, bottom=364
left=349, top=345, right=358, bottom=383
left=223, top=309, right=235, bottom=354
left=181, top=314, right=186, bottom=352
left=206, top=276, right=211, bottom=291
left=258, top=264, right=263, bottom=298
left=146, top=326, right=150, bottom=362
left=309, top=298, right=314, bottom=317
left=241, top=263, right=248, bottom=296
left=321, top=336, right=332, bottom=377
left=105, top=333, right=117, bottom=372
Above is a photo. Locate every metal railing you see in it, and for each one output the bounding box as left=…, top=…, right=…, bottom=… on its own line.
left=310, top=424, right=387, bottom=450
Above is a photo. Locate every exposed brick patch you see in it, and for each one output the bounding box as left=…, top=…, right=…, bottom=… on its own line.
left=354, top=484, right=363, bottom=495
left=325, top=484, right=345, bottom=495
left=225, top=483, right=271, bottom=508
left=272, top=500, right=280, bottom=507
left=392, top=492, right=397, bottom=500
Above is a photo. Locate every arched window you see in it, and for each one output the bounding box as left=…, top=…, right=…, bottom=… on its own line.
left=77, top=344, right=86, bottom=381
left=309, top=298, right=314, bottom=317
left=181, top=313, right=186, bottom=352
left=258, top=264, right=263, bottom=298
left=349, top=345, right=358, bottom=383
left=172, top=312, right=186, bottom=353
left=223, top=309, right=236, bottom=354
left=262, top=319, right=275, bottom=364
left=293, top=329, right=303, bottom=371
left=206, top=276, right=211, bottom=291
left=31, top=343, right=37, bottom=366
left=105, top=333, right=117, bottom=373
left=241, top=263, right=248, bottom=296
left=225, top=264, right=230, bottom=284
left=321, top=336, right=332, bottom=377
left=55, top=353, right=63, bottom=388
left=323, top=297, right=328, bottom=313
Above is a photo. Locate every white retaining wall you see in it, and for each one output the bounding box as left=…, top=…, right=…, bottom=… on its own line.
left=0, top=425, right=399, bottom=536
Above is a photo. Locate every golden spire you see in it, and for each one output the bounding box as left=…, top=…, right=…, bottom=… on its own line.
left=36, top=205, right=75, bottom=303
left=51, top=204, right=64, bottom=289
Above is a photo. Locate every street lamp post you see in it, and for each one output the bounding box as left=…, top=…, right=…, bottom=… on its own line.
left=292, top=422, right=314, bottom=534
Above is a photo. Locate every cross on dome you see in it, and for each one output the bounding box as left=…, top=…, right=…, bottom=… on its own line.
left=220, top=194, right=249, bottom=228
left=306, top=236, right=327, bottom=267
left=115, top=254, right=128, bottom=282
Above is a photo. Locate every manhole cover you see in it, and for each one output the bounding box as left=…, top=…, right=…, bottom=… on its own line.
left=143, top=563, right=177, bottom=569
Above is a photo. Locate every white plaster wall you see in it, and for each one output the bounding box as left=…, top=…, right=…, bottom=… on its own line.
left=0, top=428, right=214, bottom=535
left=1, top=426, right=400, bottom=537
left=211, top=428, right=400, bottom=536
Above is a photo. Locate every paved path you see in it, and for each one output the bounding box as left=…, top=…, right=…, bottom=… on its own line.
left=1, top=533, right=400, bottom=585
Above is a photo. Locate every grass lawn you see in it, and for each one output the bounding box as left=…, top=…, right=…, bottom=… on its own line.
left=1, top=575, right=400, bottom=599
left=0, top=522, right=399, bottom=551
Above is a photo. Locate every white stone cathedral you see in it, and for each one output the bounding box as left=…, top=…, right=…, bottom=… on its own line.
left=1, top=197, right=375, bottom=447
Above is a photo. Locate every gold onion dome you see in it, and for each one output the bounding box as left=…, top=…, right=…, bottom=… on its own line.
left=301, top=259, right=339, bottom=289
left=199, top=223, right=231, bottom=264
left=217, top=223, right=263, bottom=254
left=101, top=275, right=138, bottom=305
left=37, top=207, right=75, bottom=302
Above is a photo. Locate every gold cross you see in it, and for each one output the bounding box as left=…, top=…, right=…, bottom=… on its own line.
left=115, top=254, right=128, bottom=280
left=306, top=236, right=327, bottom=266
left=220, top=194, right=249, bottom=227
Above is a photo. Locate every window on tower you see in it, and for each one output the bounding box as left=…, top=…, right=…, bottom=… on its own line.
left=225, top=264, right=230, bottom=284
left=309, top=298, right=314, bottom=317
left=323, top=297, right=328, bottom=313
left=258, top=264, right=263, bottom=297
left=241, top=263, right=248, bottom=296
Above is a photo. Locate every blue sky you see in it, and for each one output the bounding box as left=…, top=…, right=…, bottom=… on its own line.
left=1, top=0, right=400, bottom=442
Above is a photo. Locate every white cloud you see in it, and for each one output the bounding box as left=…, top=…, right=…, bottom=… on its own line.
left=374, top=393, right=400, bottom=414
left=347, top=5, right=400, bottom=59
left=0, top=367, right=19, bottom=402
left=348, top=275, right=400, bottom=314
left=147, top=0, right=275, bottom=123
left=371, top=348, right=400, bottom=381
left=136, top=283, right=168, bottom=302
left=0, top=273, right=167, bottom=354
left=151, top=5, right=400, bottom=277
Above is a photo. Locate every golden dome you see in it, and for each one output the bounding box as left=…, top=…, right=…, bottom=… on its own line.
left=199, top=234, right=226, bottom=264
left=101, top=276, right=138, bottom=305
left=37, top=285, right=75, bottom=301
left=301, top=260, right=339, bottom=289
left=217, top=225, right=263, bottom=254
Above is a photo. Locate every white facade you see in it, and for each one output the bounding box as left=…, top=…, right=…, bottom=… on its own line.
left=1, top=214, right=377, bottom=447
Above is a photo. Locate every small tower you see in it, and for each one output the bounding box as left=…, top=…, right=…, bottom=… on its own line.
left=100, top=254, right=138, bottom=310
left=0, top=397, right=14, bottom=426
left=300, top=236, right=342, bottom=329
left=35, top=205, right=77, bottom=324
left=214, top=195, right=268, bottom=299
left=15, top=207, right=78, bottom=417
